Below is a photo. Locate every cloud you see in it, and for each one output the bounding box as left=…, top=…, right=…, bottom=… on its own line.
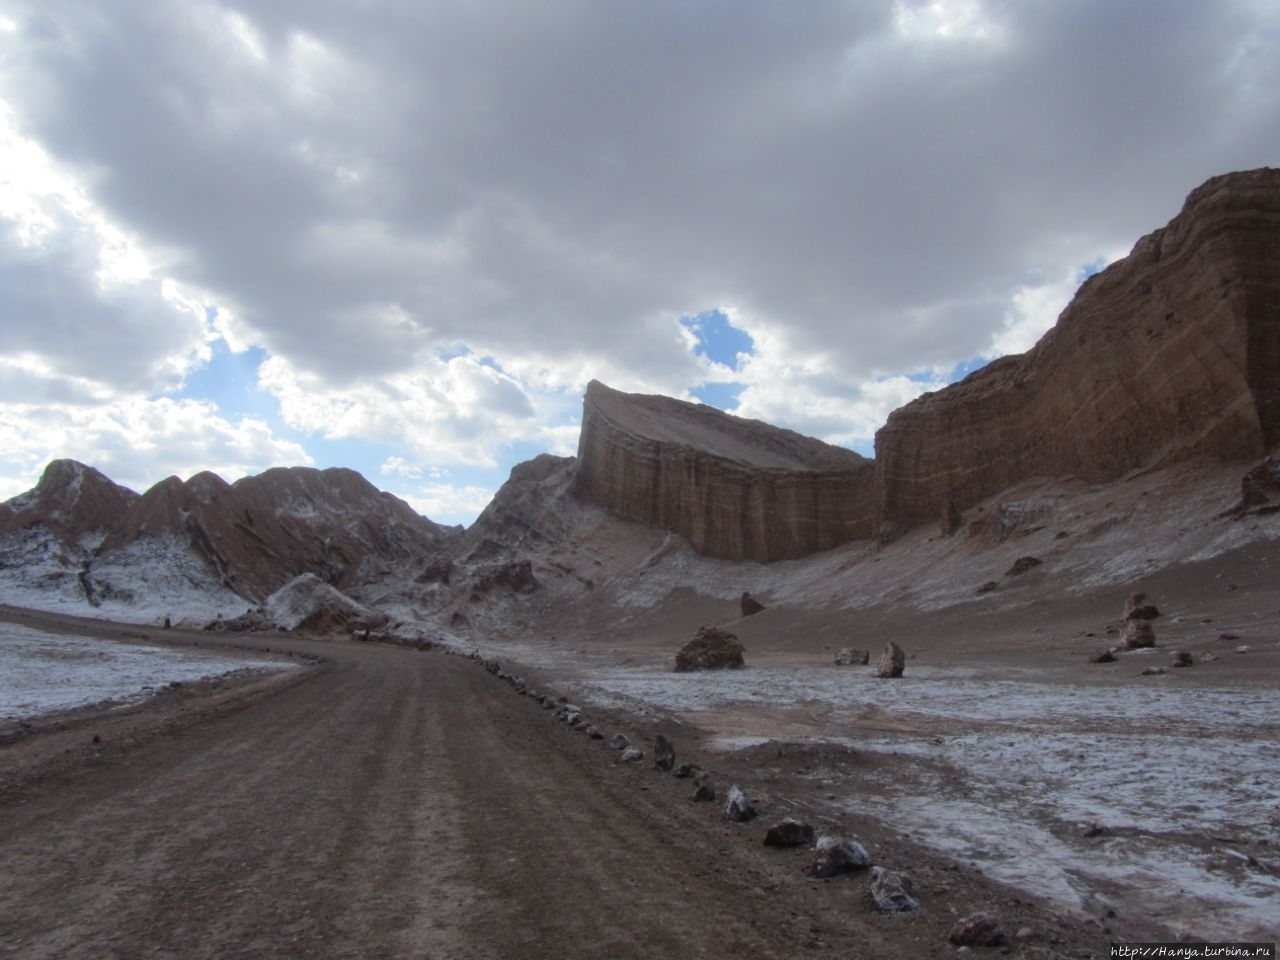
left=1, top=0, right=1277, bottom=493
left=0, top=396, right=313, bottom=498
left=398, top=483, right=498, bottom=528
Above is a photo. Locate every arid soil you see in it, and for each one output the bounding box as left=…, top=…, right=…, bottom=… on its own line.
left=0, top=607, right=1119, bottom=960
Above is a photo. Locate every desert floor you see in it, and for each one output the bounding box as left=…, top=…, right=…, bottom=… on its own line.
left=1, top=552, right=1276, bottom=960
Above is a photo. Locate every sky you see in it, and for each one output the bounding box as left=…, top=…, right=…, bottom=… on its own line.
left=1, top=1, right=1277, bottom=525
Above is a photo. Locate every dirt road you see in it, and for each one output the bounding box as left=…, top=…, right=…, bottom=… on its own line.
left=0, top=609, right=1100, bottom=959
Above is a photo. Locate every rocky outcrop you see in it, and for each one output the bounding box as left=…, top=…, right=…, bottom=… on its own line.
left=0, top=460, right=141, bottom=605
left=875, top=168, right=1280, bottom=537
left=573, top=381, right=875, bottom=562
left=94, top=466, right=453, bottom=602
left=0, top=460, right=138, bottom=545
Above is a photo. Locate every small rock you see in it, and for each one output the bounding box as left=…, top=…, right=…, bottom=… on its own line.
left=976, top=580, right=999, bottom=595
left=723, top=785, right=756, bottom=822
left=1006, top=556, right=1042, bottom=577
left=1170, top=650, right=1194, bottom=668
left=1015, top=927, right=1035, bottom=940
left=609, top=734, right=632, bottom=751
left=1089, top=649, right=1117, bottom=663
left=588, top=728, right=604, bottom=740
left=810, top=836, right=870, bottom=877
left=1124, top=592, right=1161, bottom=620
left=1123, top=619, right=1156, bottom=649
left=1201, top=652, right=1219, bottom=662
left=948, top=912, right=1005, bottom=947
left=763, top=819, right=814, bottom=848
left=1218, top=632, right=1240, bottom=641
left=834, top=647, right=870, bottom=666
left=693, top=779, right=717, bottom=802
left=876, top=642, right=906, bottom=678
left=868, top=866, right=920, bottom=912
left=1079, top=821, right=1110, bottom=838
left=1140, top=665, right=1167, bottom=676
left=1236, top=644, right=1250, bottom=654
left=620, top=747, right=644, bottom=763
left=672, top=762, right=699, bottom=779
left=740, top=592, right=765, bottom=617
left=654, top=734, right=676, bottom=772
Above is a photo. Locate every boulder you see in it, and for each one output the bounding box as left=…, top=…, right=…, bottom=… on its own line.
left=948, top=913, right=1006, bottom=947
left=876, top=642, right=906, bottom=678
left=868, top=866, right=920, bottom=912
left=654, top=734, right=676, bottom=772
left=810, top=836, right=871, bottom=877
left=740, top=591, right=766, bottom=616
left=1124, top=591, right=1161, bottom=620
left=723, top=785, right=756, bottom=822
left=763, top=819, right=814, bottom=848
left=1170, top=650, right=1194, bottom=668
left=834, top=648, right=870, bottom=666
left=1123, top=619, right=1157, bottom=649
left=674, top=626, right=746, bottom=672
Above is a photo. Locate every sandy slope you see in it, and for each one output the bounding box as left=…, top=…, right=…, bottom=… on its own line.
left=0, top=608, right=1115, bottom=960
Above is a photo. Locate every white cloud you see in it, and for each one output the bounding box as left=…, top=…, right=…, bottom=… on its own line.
left=0, top=0, right=1277, bottom=487
left=399, top=483, right=497, bottom=527
left=379, top=456, right=422, bottom=480
left=258, top=351, right=537, bottom=466
left=0, top=397, right=313, bottom=499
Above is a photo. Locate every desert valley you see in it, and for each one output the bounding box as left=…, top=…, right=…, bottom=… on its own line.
left=1, top=168, right=1278, bottom=958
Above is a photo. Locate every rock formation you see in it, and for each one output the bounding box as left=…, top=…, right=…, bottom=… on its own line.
left=0, top=460, right=141, bottom=604
left=0, top=459, right=138, bottom=545
left=573, top=380, right=875, bottom=562
left=94, top=466, right=453, bottom=602
left=875, top=168, right=1280, bottom=538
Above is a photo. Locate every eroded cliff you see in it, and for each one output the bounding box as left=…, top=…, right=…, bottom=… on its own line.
left=573, top=381, right=875, bottom=562
left=874, top=167, right=1280, bottom=537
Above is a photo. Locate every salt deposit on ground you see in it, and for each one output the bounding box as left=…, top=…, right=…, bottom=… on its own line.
left=490, top=643, right=1279, bottom=942
left=0, top=624, right=295, bottom=720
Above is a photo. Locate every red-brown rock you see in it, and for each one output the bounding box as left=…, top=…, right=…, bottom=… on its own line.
left=573, top=381, right=875, bottom=563
left=874, top=168, right=1280, bottom=538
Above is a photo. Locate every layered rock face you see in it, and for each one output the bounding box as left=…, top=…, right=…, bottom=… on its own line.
left=91, top=466, right=454, bottom=602
left=573, top=381, right=875, bottom=562
left=875, top=168, right=1280, bottom=536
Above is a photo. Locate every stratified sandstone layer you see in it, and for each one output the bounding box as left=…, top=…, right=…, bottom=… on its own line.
left=573, top=381, right=874, bottom=562
left=875, top=168, right=1280, bottom=537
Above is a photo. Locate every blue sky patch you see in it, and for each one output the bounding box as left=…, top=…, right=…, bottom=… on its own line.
left=681, top=309, right=755, bottom=371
